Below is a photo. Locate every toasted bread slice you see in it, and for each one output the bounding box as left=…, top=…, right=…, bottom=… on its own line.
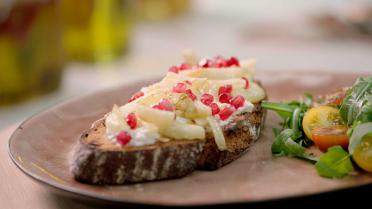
left=72, top=101, right=265, bottom=184
left=71, top=120, right=204, bottom=184
left=71, top=54, right=267, bottom=184
left=197, top=102, right=266, bottom=170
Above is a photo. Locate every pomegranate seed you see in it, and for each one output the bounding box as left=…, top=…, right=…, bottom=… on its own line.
left=168, top=65, right=179, bottom=73
left=226, top=56, right=240, bottom=67
left=219, top=106, right=234, bottom=120
left=128, top=91, right=144, bottom=102
left=117, top=131, right=132, bottom=145
left=218, top=84, right=233, bottom=95
left=210, top=103, right=220, bottom=115
left=172, top=82, right=187, bottom=93
left=230, top=95, right=245, bottom=109
left=209, top=61, right=221, bottom=68
left=200, top=93, right=214, bottom=105
left=126, top=113, right=137, bottom=129
left=242, top=77, right=250, bottom=89
left=214, top=56, right=228, bottom=68
left=152, top=104, right=162, bottom=110
left=185, top=80, right=192, bottom=85
left=179, top=63, right=190, bottom=71
left=219, top=93, right=233, bottom=103
left=185, top=89, right=197, bottom=101
left=199, top=59, right=212, bottom=68
left=161, top=99, right=174, bottom=111
left=152, top=98, right=174, bottom=111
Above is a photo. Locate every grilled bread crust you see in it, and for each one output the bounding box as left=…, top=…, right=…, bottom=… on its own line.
left=71, top=121, right=204, bottom=184
left=71, top=102, right=265, bottom=184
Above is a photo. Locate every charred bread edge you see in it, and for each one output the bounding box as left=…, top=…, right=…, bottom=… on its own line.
left=71, top=123, right=204, bottom=184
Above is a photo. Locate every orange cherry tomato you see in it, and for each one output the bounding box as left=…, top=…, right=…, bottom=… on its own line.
left=303, top=106, right=348, bottom=152
left=311, top=125, right=349, bottom=152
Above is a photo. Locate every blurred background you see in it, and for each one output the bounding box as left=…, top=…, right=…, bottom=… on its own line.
left=1, top=0, right=372, bottom=129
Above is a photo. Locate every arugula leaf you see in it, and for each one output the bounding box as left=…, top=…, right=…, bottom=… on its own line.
left=262, top=93, right=314, bottom=153
left=315, top=146, right=354, bottom=178
left=340, top=76, right=372, bottom=126
left=303, top=91, right=314, bottom=107
left=261, top=101, right=295, bottom=119
left=272, top=128, right=281, bottom=137
left=291, top=108, right=301, bottom=135
left=357, top=95, right=372, bottom=123
left=348, top=122, right=372, bottom=155
left=272, top=129, right=318, bottom=162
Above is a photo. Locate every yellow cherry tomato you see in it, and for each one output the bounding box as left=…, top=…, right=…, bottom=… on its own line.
left=302, top=106, right=348, bottom=151
left=353, top=135, right=372, bottom=173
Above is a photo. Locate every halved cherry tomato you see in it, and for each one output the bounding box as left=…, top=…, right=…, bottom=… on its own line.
left=312, top=125, right=349, bottom=152
left=302, top=106, right=347, bottom=151
left=352, top=135, right=372, bottom=173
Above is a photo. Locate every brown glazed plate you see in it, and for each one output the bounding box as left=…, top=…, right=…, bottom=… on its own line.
left=8, top=71, right=372, bottom=207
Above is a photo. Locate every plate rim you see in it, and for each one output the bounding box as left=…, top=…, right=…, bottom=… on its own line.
left=9, top=132, right=372, bottom=207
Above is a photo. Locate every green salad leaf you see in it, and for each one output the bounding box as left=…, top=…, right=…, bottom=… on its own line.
left=262, top=94, right=315, bottom=161
left=263, top=77, right=372, bottom=179
left=261, top=101, right=295, bottom=119
left=272, top=128, right=318, bottom=162
left=262, top=93, right=313, bottom=152
left=340, top=76, right=372, bottom=126
left=315, top=146, right=354, bottom=178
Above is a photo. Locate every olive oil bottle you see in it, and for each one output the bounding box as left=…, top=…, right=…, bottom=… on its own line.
left=60, top=0, right=134, bottom=62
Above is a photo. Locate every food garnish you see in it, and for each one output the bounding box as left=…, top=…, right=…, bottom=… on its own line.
left=105, top=54, right=265, bottom=149
left=263, top=76, right=372, bottom=178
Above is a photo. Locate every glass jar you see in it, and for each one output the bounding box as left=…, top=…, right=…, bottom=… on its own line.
left=0, top=0, right=64, bottom=106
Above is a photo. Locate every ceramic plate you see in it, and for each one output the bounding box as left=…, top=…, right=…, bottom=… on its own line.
left=8, top=71, right=372, bottom=206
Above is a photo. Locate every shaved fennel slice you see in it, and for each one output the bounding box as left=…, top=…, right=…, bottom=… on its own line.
left=207, top=116, right=227, bottom=151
